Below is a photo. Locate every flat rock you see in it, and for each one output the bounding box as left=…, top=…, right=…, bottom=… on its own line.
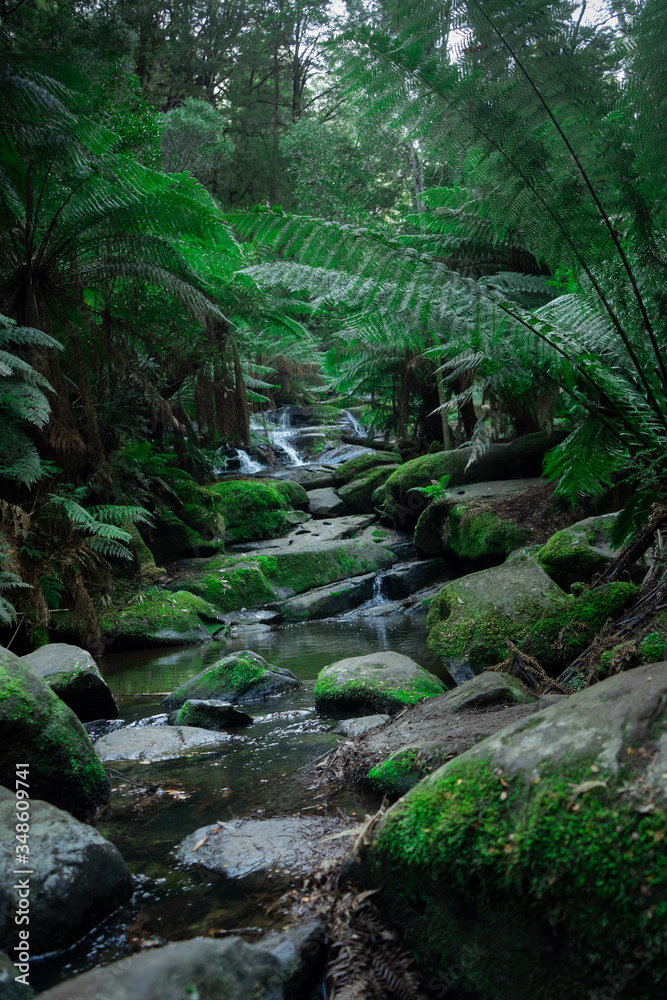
left=281, top=574, right=374, bottom=621
left=308, top=487, right=346, bottom=518
left=162, top=650, right=300, bottom=710
left=247, top=514, right=378, bottom=550
left=173, top=700, right=252, bottom=729
left=0, top=787, right=130, bottom=954
left=443, top=671, right=535, bottom=712
left=177, top=816, right=351, bottom=878
left=335, top=715, right=389, bottom=737
left=315, top=651, right=446, bottom=715
left=95, top=725, right=233, bottom=762
left=22, top=643, right=117, bottom=722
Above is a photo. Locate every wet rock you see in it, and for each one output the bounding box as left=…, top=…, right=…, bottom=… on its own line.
left=0, top=787, right=130, bottom=954
left=536, top=512, right=621, bottom=591
left=257, top=922, right=327, bottom=1000
left=177, top=816, right=348, bottom=877
left=362, top=662, right=667, bottom=1000
left=95, top=725, right=233, bottom=762
left=36, top=936, right=283, bottom=1000
left=335, top=715, right=389, bottom=736
left=162, top=650, right=300, bottom=711
left=22, top=643, right=117, bottom=722
left=315, top=651, right=446, bottom=715
left=281, top=574, right=374, bottom=621
left=0, top=646, right=109, bottom=821
left=173, top=700, right=252, bottom=729
left=307, top=487, right=346, bottom=518
left=381, top=559, right=449, bottom=600
left=84, top=718, right=125, bottom=742
left=443, top=671, right=535, bottom=712
left=426, top=551, right=566, bottom=682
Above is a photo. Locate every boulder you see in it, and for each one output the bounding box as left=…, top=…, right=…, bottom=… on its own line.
left=99, top=589, right=225, bottom=651
left=536, top=512, right=621, bottom=591
left=426, top=551, right=566, bottom=682
left=362, top=662, right=667, bottom=1000
left=381, top=559, right=449, bottom=600
left=0, top=647, right=109, bottom=821
left=377, top=431, right=566, bottom=527
left=272, top=466, right=336, bottom=490
left=21, top=643, right=117, bottom=722
left=95, top=725, right=233, bottom=762
left=162, top=651, right=300, bottom=711
left=314, top=651, right=446, bottom=715
left=307, top=487, right=346, bottom=518
left=206, top=479, right=309, bottom=543
left=0, top=788, right=130, bottom=953
left=443, top=671, right=535, bottom=712
left=332, top=451, right=401, bottom=486
left=177, top=816, right=348, bottom=878
left=337, top=466, right=399, bottom=514
left=173, top=699, right=252, bottom=729
left=280, top=574, right=374, bottom=621
left=335, top=715, right=390, bottom=737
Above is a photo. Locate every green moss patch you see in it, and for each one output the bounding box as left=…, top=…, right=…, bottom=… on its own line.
left=333, top=451, right=401, bottom=486
left=368, top=745, right=454, bottom=797
left=338, top=465, right=399, bottom=514
left=207, top=479, right=306, bottom=543
left=100, top=588, right=224, bottom=650
left=444, top=505, right=530, bottom=563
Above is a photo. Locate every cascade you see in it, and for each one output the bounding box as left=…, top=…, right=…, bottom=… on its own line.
left=266, top=410, right=304, bottom=466
left=344, top=409, right=365, bottom=437
left=236, top=450, right=264, bottom=474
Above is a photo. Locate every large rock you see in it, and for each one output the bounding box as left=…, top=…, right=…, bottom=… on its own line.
left=0, top=788, right=130, bottom=953
left=99, top=589, right=225, bottom=651
left=442, top=671, right=535, bottom=712
left=314, top=651, right=446, bottom=715
left=177, top=816, right=347, bottom=878
left=95, top=725, right=234, bottom=762
left=426, top=551, right=566, bottom=681
left=170, top=539, right=396, bottom=612
left=280, top=574, right=374, bottom=621
left=307, top=487, right=346, bottom=518
left=536, top=512, right=620, bottom=591
left=376, top=431, right=566, bottom=528
left=0, top=647, right=109, bottom=821
left=381, top=558, right=448, bottom=600
left=332, top=451, right=401, bottom=486
left=362, top=662, right=667, bottom=1000
left=162, top=651, right=300, bottom=711
left=337, top=465, right=399, bottom=514
left=21, top=643, right=117, bottom=722
left=173, top=700, right=252, bottom=729
left=207, top=479, right=309, bottom=543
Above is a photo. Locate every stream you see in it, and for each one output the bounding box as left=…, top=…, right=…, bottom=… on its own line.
left=33, top=612, right=444, bottom=992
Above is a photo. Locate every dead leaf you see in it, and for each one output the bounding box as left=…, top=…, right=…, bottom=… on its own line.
left=192, top=835, right=209, bottom=851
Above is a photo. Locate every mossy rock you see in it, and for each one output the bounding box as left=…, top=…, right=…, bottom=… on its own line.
left=443, top=504, right=530, bottom=564
left=100, top=589, right=225, bottom=651
left=337, top=465, right=399, bottom=514
left=0, top=646, right=109, bottom=821
left=362, top=662, right=667, bottom=1000
left=522, top=580, right=638, bottom=673
left=307, top=403, right=344, bottom=424
left=22, top=643, right=117, bottom=722
left=380, top=432, right=564, bottom=527
left=173, top=699, right=252, bottom=729
left=206, top=480, right=308, bottom=543
left=536, top=512, right=620, bottom=591
left=332, top=451, right=401, bottom=486
left=426, top=552, right=567, bottom=679
left=270, top=479, right=309, bottom=510
left=172, top=540, right=396, bottom=613
left=368, top=745, right=453, bottom=798
left=314, top=651, right=446, bottom=715
left=162, top=650, right=300, bottom=710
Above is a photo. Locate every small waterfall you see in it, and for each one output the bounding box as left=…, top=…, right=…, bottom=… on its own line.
left=236, top=450, right=263, bottom=474
left=372, top=572, right=391, bottom=605
left=267, top=410, right=304, bottom=467
left=344, top=409, right=365, bottom=438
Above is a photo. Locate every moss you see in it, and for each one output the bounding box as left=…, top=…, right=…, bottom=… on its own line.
left=524, top=582, right=638, bottom=672
left=333, top=451, right=401, bottom=486
left=207, top=480, right=301, bottom=543
left=172, top=563, right=276, bottom=614
left=314, top=667, right=444, bottom=714
left=307, top=403, right=343, bottom=424
left=536, top=529, right=611, bottom=591
left=368, top=746, right=452, bottom=797
left=338, top=464, right=399, bottom=513
left=99, top=588, right=222, bottom=649
left=639, top=631, right=667, bottom=665
left=366, top=754, right=667, bottom=1000
left=271, top=479, right=309, bottom=510
left=192, top=652, right=266, bottom=698
left=445, top=506, right=530, bottom=563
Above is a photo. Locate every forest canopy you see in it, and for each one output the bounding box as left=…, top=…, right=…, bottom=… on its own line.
left=1, top=0, right=664, bottom=649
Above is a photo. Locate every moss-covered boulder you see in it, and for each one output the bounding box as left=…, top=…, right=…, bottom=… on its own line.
left=207, top=479, right=309, bottom=544
left=368, top=745, right=454, bottom=798
left=522, top=580, right=638, bottom=675
left=0, top=646, right=110, bottom=820
left=362, top=662, right=667, bottom=1000
left=173, top=699, right=252, bottom=729
left=332, top=451, right=401, bottom=486
left=426, top=551, right=566, bottom=680
left=536, top=512, right=620, bottom=591
left=171, top=539, right=396, bottom=613
left=337, top=464, right=399, bottom=514
left=100, top=589, right=225, bottom=651
left=22, top=643, right=117, bottom=722
left=314, top=651, right=446, bottom=715
left=442, top=504, right=530, bottom=563
left=162, top=650, right=300, bottom=710
left=379, top=432, right=565, bottom=527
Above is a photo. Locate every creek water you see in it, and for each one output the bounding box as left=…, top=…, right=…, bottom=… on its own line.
left=33, top=613, right=443, bottom=992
